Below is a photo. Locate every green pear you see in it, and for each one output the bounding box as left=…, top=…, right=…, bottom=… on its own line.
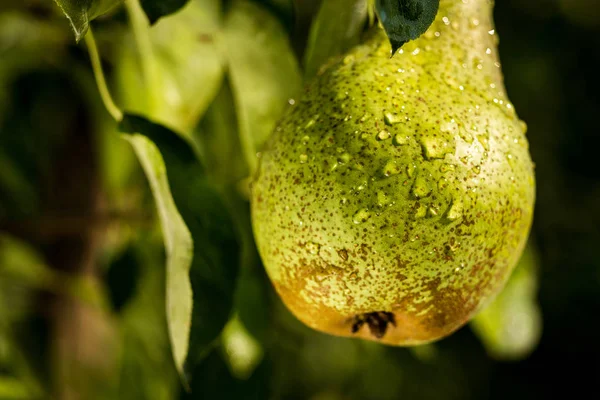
left=251, top=0, right=535, bottom=345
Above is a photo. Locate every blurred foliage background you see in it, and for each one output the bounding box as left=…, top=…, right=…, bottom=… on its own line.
left=0, top=0, right=599, bottom=399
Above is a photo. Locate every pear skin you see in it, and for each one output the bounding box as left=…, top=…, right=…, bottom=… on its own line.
left=251, top=0, right=535, bottom=345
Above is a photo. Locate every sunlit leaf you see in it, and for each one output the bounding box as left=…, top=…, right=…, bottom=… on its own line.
left=119, top=114, right=240, bottom=383
left=471, top=245, right=542, bottom=360
left=140, top=0, right=189, bottom=24
left=222, top=0, right=302, bottom=166
left=375, top=0, right=440, bottom=54
left=116, top=0, right=224, bottom=133
left=304, top=0, right=368, bottom=79
left=52, top=0, right=122, bottom=41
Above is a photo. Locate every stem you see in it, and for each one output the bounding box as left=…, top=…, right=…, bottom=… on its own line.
left=84, top=28, right=123, bottom=121
left=125, top=0, right=161, bottom=114
left=367, top=0, right=375, bottom=26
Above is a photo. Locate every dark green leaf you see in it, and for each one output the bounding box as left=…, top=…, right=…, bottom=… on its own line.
left=105, top=247, right=140, bottom=312
left=195, top=80, right=248, bottom=185
left=375, top=0, right=439, bottom=54
left=140, top=0, right=189, bottom=24
left=118, top=114, right=240, bottom=384
left=304, top=0, right=368, bottom=79
left=52, top=0, right=122, bottom=41
left=117, top=239, right=179, bottom=400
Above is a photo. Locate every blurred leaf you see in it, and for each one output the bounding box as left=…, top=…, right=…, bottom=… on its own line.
left=52, top=0, right=122, bottom=41
left=140, top=0, right=189, bottom=24
left=0, top=234, right=56, bottom=293
left=375, top=0, right=439, bottom=54
left=222, top=0, right=302, bottom=161
left=235, top=266, right=271, bottom=343
left=116, top=0, right=224, bottom=133
left=105, top=246, right=140, bottom=312
left=303, top=0, right=367, bottom=79
left=0, top=377, right=30, bottom=399
left=471, top=245, right=542, bottom=360
left=195, top=80, right=247, bottom=185
left=221, top=315, right=263, bottom=379
left=181, top=348, right=269, bottom=400
left=119, top=114, right=240, bottom=384
left=117, top=240, right=179, bottom=400
left=252, top=0, right=295, bottom=29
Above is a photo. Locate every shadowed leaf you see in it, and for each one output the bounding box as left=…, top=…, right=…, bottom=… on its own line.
left=375, top=0, right=439, bottom=54
left=119, top=114, right=240, bottom=385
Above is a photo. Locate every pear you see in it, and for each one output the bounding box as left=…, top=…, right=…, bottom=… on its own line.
left=251, top=0, right=535, bottom=345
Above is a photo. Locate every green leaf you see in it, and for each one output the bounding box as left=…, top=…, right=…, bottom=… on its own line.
left=375, top=0, right=440, bottom=54
left=116, top=0, right=224, bottom=133
left=195, top=80, right=248, bottom=186
left=117, top=240, right=179, bottom=400
left=140, top=0, right=189, bottom=24
left=52, top=0, right=122, bottom=41
left=471, top=245, right=543, bottom=360
left=304, top=0, right=368, bottom=79
left=222, top=0, right=302, bottom=169
left=118, top=114, right=240, bottom=384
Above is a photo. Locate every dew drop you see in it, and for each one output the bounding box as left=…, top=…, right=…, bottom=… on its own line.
left=377, top=130, right=391, bottom=141
left=393, top=134, right=408, bottom=146
left=440, top=163, right=456, bottom=173
left=440, top=119, right=459, bottom=135
left=519, top=120, right=528, bottom=134
left=306, top=241, right=320, bottom=255
left=382, top=160, right=402, bottom=177
left=446, top=199, right=463, bottom=221
left=476, top=132, right=490, bottom=151
left=343, top=55, right=355, bottom=65
left=427, top=207, right=440, bottom=218
left=384, top=112, right=402, bottom=125
left=420, top=136, right=456, bottom=160
left=412, top=175, right=432, bottom=199
left=415, top=203, right=427, bottom=219
left=438, top=178, right=449, bottom=190
left=377, top=191, right=391, bottom=207
left=353, top=209, right=371, bottom=224
left=460, top=130, right=474, bottom=143
left=407, top=163, right=417, bottom=178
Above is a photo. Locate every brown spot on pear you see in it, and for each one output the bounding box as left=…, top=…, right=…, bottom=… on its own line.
left=251, top=0, right=535, bottom=345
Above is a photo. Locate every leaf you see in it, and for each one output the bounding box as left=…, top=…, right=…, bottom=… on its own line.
left=375, top=0, right=440, bottom=54
left=222, top=0, right=302, bottom=165
left=140, top=0, right=189, bottom=24
left=117, top=240, right=179, bottom=400
left=194, top=80, right=248, bottom=185
left=118, top=114, right=240, bottom=384
left=52, top=0, right=122, bottom=41
left=303, top=0, right=368, bottom=79
left=470, top=245, right=543, bottom=360
left=116, top=0, right=224, bottom=133
left=105, top=247, right=140, bottom=312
